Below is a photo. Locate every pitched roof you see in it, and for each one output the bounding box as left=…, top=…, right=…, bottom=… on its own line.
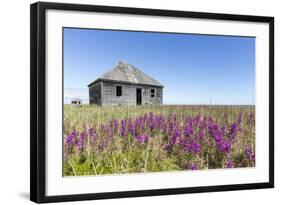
left=88, top=60, right=163, bottom=87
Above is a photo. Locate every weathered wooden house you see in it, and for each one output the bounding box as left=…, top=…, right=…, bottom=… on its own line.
left=88, top=60, right=164, bottom=106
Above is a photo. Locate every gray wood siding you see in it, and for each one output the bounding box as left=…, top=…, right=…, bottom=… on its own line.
left=102, top=82, right=135, bottom=106
left=99, top=81, right=163, bottom=106
left=141, top=86, right=162, bottom=105
left=89, top=83, right=101, bottom=105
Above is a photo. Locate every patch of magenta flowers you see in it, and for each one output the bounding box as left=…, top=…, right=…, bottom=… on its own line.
left=65, top=111, right=255, bottom=170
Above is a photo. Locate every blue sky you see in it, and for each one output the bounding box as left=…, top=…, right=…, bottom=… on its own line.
left=64, top=28, right=255, bottom=105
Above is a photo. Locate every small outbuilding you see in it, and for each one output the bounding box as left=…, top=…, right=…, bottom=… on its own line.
left=88, top=60, right=164, bottom=106
left=71, top=98, right=82, bottom=106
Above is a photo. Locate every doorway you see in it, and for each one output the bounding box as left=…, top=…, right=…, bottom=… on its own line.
left=136, top=88, right=142, bottom=105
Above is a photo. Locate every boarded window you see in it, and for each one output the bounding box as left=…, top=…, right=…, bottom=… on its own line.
left=150, top=89, right=155, bottom=98
left=116, top=86, right=122, bottom=96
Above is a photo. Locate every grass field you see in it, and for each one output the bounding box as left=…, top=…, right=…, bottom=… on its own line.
left=63, top=105, right=255, bottom=176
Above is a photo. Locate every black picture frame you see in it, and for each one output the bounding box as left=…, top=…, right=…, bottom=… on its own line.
left=30, top=1, right=274, bottom=203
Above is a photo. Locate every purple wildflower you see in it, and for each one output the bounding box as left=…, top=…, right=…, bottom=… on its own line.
left=76, top=132, right=86, bottom=151
left=136, top=135, right=143, bottom=144
left=120, top=119, right=126, bottom=138
left=185, top=140, right=201, bottom=154
left=88, top=128, right=96, bottom=145
left=245, top=145, right=255, bottom=161
left=225, top=158, right=234, bottom=168
left=189, top=163, right=198, bottom=170
left=217, top=140, right=231, bottom=154
left=135, top=135, right=150, bottom=144
left=209, top=123, right=221, bottom=142
left=229, top=123, right=238, bottom=140
left=171, top=127, right=181, bottom=144
left=163, top=144, right=170, bottom=150
left=66, top=130, right=77, bottom=145
left=128, top=119, right=136, bottom=136
left=224, top=140, right=231, bottom=153
left=143, top=135, right=150, bottom=143
left=184, top=118, right=193, bottom=137
left=112, top=119, right=119, bottom=132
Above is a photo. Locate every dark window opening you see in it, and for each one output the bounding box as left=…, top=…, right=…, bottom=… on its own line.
left=136, top=88, right=142, bottom=105
left=150, top=89, right=155, bottom=98
left=116, top=86, right=122, bottom=96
